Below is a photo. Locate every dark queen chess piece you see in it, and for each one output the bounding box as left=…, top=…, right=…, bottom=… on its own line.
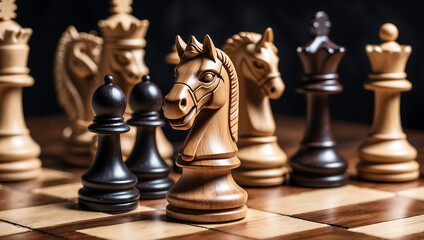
left=78, top=75, right=140, bottom=213
left=290, top=11, right=348, bottom=188
left=126, top=75, right=174, bottom=199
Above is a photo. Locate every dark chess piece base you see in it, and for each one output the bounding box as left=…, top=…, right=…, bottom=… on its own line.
left=290, top=147, right=348, bottom=188
left=137, top=177, right=174, bottom=199
left=78, top=188, right=140, bottom=213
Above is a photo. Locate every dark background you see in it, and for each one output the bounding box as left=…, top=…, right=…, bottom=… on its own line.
left=14, top=0, right=424, bottom=141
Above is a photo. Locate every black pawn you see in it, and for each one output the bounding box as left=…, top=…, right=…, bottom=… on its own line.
left=126, top=75, right=174, bottom=199
left=78, top=75, right=140, bottom=213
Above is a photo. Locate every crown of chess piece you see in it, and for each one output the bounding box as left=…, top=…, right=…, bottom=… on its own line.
left=290, top=11, right=348, bottom=188
left=78, top=75, right=140, bottom=213
left=125, top=75, right=174, bottom=199
left=163, top=35, right=248, bottom=223
left=0, top=0, right=41, bottom=181
left=222, top=28, right=288, bottom=187
left=357, top=23, right=419, bottom=182
left=54, top=0, right=173, bottom=166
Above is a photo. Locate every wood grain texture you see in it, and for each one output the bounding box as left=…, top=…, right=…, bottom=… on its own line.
left=248, top=185, right=395, bottom=215
left=0, top=186, right=62, bottom=211
left=358, top=23, right=419, bottom=182
left=290, top=11, right=348, bottom=188
left=0, top=231, right=63, bottom=240
left=222, top=28, right=288, bottom=187
left=33, top=182, right=82, bottom=200
left=77, top=217, right=207, bottom=240
left=211, top=214, right=326, bottom=239
left=0, top=0, right=41, bottom=182
left=398, top=186, right=424, bottom=201
left=294, top=196, right=424, bottom=228
left=350, top=214, right=424, bottom=239
left=1, top=114, right=424, bottom=239
left=268, top=226, right=384, bottom=240
left=0, top=221, right=28, bottom=237
left=54, top=0, right=173, bottom=166
left=163, top=35, right=247, bottom=223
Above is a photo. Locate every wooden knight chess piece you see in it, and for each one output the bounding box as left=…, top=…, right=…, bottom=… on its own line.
left=126, top=75, right=174, bottom=199
left=163, top=35, right=248, bottom=223
left=222, top=28, right=288, bottom=187
left=290, top=11, right=348, bottom=188
left=78, top=75, right=139, bottom=213
left=357, top=23, right=419, bottom=182
left=54, top=0, right=173, bottom=166
left=54, top=27, right=103, bottom=167
left=0, top=0, right=41, bottom=181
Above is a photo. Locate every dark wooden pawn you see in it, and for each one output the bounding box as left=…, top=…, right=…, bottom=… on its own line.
left=126, top=75, right=174, bottom=199
left=290, top=11, right=348, bottom=188
left=78, top=75, right=140, bottom=213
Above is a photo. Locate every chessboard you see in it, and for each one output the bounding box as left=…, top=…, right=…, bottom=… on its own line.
left=1, top=114, right=424, bottom=240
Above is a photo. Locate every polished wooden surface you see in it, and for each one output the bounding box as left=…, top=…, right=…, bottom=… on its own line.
left=0, top=0, right=41, bottom=182
left=223, top=28, right=288, bottom=187
left=0, top=113, right=423, bottom=239
left=290, top=11, right=348, bottom=187
left=358, top=23, right=419, bottom=182
left=163, top=35, right=247, bottom=223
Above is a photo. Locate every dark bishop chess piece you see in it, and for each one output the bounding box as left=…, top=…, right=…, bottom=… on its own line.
left=290, top=11, right=348, bottom=188
left=78, top=75, right=140, bottom=213
left=126, top=75, right=174, bottom=199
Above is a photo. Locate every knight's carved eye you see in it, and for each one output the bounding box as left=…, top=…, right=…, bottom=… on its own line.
left=201, top=72, right=215, bottom=82
left=253, top=60, right=265, bottom=69
left=115, top=51, right=131, bottom=65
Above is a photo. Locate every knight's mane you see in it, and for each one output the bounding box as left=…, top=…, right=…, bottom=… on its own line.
left=54, top=26, right=102, bottom=121
left=222, top=32, right=261, bottom=59
left=181, top=41, right=239, bottom=142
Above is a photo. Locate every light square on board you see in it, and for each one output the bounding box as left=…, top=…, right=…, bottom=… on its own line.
left=0, top=202, right=155, bottom=229
left=249, top=185, right=395, bottom=215
left=398, top=186, right=424, bottom=201
left=212, top=214, right=327, bottom=239
left=194, top=208, right=282, bottom=228
left=38, top=168, right=75, bottom=182
left=0, top=221, right=29, bottom=237
left=77, top=216, right=207, bottom=240
left=32, top=182, right=82, bottom=200
left=350, top=214, right=424, bottom=239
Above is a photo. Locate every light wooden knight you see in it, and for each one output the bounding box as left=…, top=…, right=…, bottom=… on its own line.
left=0, top=0, right=41, bottom=181
left=163, top=35, right=248, bottom=223
left=54, top=0, right=173, bottom=166
left=358, top=23, right=420, bottom=182
left=222, top=28, right=288, bottom=187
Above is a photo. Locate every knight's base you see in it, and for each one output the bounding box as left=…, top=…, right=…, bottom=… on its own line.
left=233, top=166, right=288, bottom=187
left=78, top=199, right=139, bottom=214
left=236, top=136, right=288, bottom=187
left=166, top=204, right=247, bottom=223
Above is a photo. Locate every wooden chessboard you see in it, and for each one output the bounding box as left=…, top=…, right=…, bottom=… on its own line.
left=1, top=114, right=424, bottom=240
